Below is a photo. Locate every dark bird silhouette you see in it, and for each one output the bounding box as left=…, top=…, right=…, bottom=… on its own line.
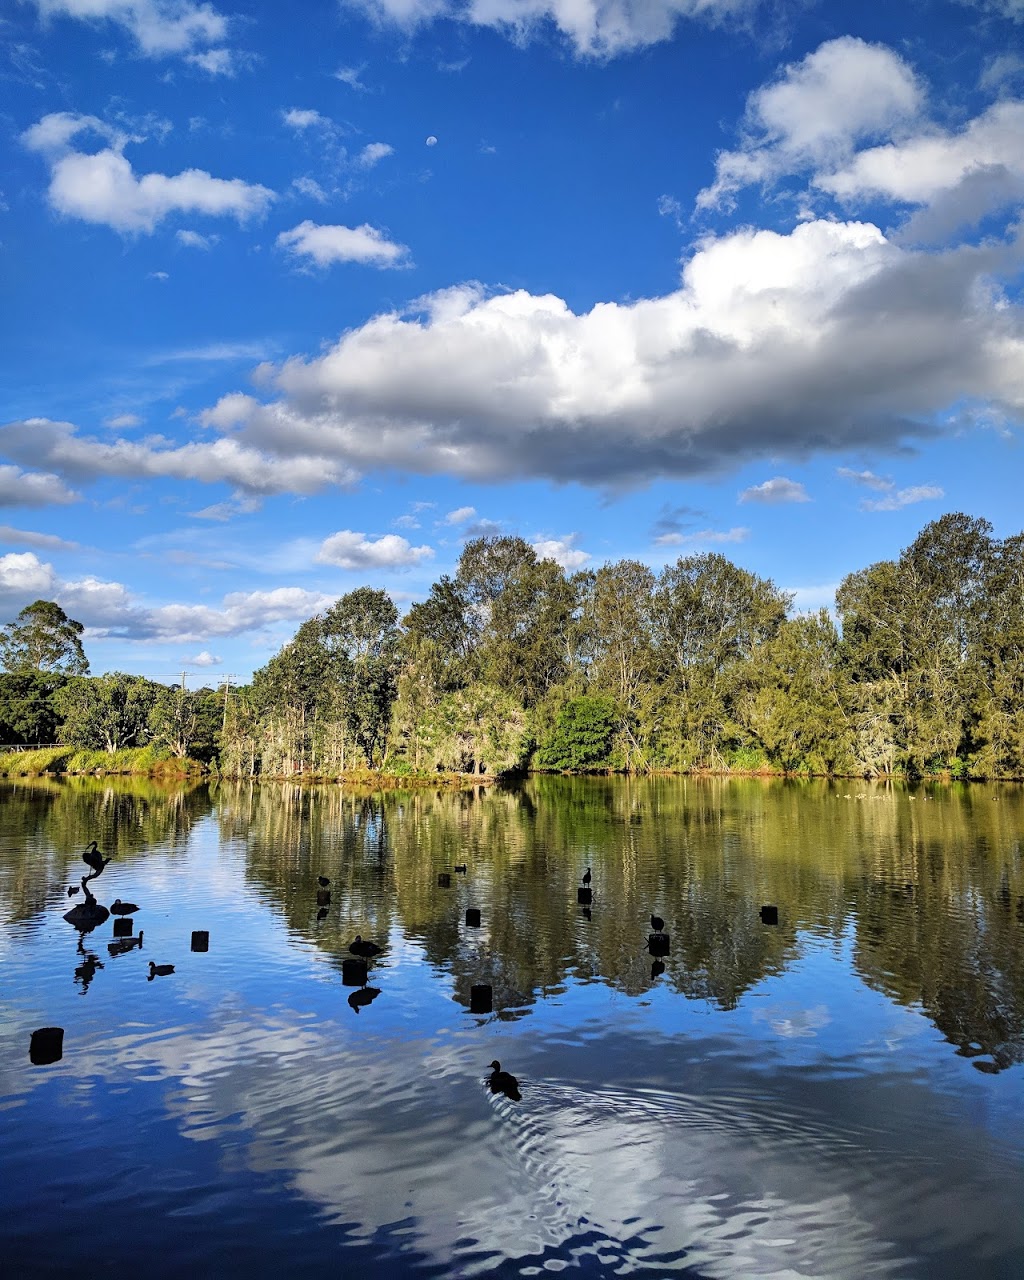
left=487, top=1060, right=521, bottom=1101
left=108, top=930, right=143, bottom=956
left=317, top=875, right=331, bottom=888
left=349, top=935, right=382, bottom=958
left=582, top=867, right=592, bottom=886
left=148, top=961, right=174, bottom=980
left=74, top=938, right=103, bottom=993
left=581, top=906, right=592, bottom=920
left=82, top=841, right=111, bottom=877
left=650, top=914, right=665, bottom=934
left=316, top=905, right=329, bottom=921
left=651, top=959, right=665, bottom=979
left=110, top=899, right=140, bottom=916
left=454, top=864, right=467, bottom=874
left=347, top=985, right=381, bottom=1014
left=67, top=885, right=80, bottom=897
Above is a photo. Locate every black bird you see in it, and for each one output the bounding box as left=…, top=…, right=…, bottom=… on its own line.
left=316, top=906, right=329, bottom=921
left=67, top=885, right=80, bottom=897
left=454, top=864, right=467, bottom=874
left=487, top=1060, right=521, bottom=1101
left=108, top=930, right=144, bottom=956
left=148, top=961, right=174, bottom=980
left=651, top=959, right=665, bottom=979
left=582, top=867, right=592, bottom=886
left=650, top=914, right=665, bottom=934
left=349, top=935, right=382, bottom=958
left=347, top=986, right=381, bottom=1014
left=317, top=875, right=331, bottom=889
left=82, top=841, right=111, bottom=876
left=110, top=899, right=140, bottom=916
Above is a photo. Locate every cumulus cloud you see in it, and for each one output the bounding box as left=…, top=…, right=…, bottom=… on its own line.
left=315, top=530, right=434, bottom=569
left=0, top=418, right=356, bottom=496
left=0, top=551, right=57, bottom=594
left=276, top=221, right=410, bottom=268
left=30, top=0, right=230, bottom=60
left=837, top=467, right=944, bottom=510
left=189, top=650, right=222, bottom=666
left=654, top=527, right=750, bottom=547
left=697, top=37, right=923, bottom=210
left=738, top=476, right=810, bottom=504
left=0, top=525, right=79, bottom=551
left=186, top=217, right=1024, bottom=491
left=357, top=142, right=394, bottom=167
left=442, top=506, right=476, bottom=525
left=0, top=462, right=80, bottom=506
left=820, top=100, right=1024, bottom=239
left=23, top=112, right=274, bottom=234
left=176, top=228, right=218, bottom=249
left=860, top=484, right=944, bottom=511
left=350, top=0, right=752, bottom=58
left=531, top=535, right=590, bottom=569
left=105, top=412, right=143, bottom=428
left=282, top=108, right=332, bottom=131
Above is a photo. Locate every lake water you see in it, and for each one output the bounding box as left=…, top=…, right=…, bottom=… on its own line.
left=1, top=774, right=1022, bottom=1278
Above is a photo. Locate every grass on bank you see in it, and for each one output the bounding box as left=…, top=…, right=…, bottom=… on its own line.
left=0, top=746, right=205, bottom=777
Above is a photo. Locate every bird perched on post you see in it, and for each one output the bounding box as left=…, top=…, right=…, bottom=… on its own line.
left=317, top=875, right=331, bottom=889
left=82, top=841, right=111, bottom=877
left=582, top=867, right=592, bottom=887
left=349, top=935, right=382, bottom=957
left=650, top=913, right=665, bottom=934
left=487, top=1061, right=521, bottom=1101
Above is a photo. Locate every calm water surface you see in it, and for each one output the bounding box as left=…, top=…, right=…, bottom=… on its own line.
left=1, top=774, right=1022, bottom=1278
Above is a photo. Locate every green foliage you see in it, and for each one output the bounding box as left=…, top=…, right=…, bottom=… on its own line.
left=0, top=669, right=65, bottom=744
left=537, top=696, right=619, bottom=771
left=0, top=600, right=89, bottom=675
left=54, top=673, right=159, bottom=752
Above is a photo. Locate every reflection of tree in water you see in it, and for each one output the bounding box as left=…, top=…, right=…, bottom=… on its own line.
left=0, top=776, right=214, bottom=926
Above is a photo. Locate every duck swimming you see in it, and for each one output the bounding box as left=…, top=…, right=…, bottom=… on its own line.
left=148, top=961, right=174, bottom=980
left=349, top=935, right=382, bottom=957
left=487, top=1060, right=521, bottom=1101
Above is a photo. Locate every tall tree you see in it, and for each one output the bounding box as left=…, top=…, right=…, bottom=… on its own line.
left=0, top=600, right=89, bottom=675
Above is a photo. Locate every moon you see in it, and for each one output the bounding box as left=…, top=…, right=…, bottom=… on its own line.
left=425, top=135, right=438, bottom=146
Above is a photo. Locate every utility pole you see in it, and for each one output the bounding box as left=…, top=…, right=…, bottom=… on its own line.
left=179, top=669, right=193, bottom=692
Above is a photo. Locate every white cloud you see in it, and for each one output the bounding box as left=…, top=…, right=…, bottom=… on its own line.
left=201, top=218, right=1024, bottom=490
left=654, top=527, right=750, bottom=547
left=836, top=466, right=893, bottom=491
left=30, top=0, right=229, bottom=59
left=291, top=176, right=329, bottom=202
left=443, top=506, right=476, bottom=525
left=0, top=462, right=80, bottom=506
left=105, top=412, right=143, bottom=428
left=697, top=37, right=924, bottom=211
left=148, top=270, right=169, bottom=281
left=357, top=142, right=394, bottom=167
left=0, top=551, right=57, bottom=594
left=334, top=65, right=368, bottom=91
left=189, top=650, right=222, bottom=666
left=176, top=228, right=218, bottom=249
left=186, top=47, right=237, bottom=76
left=276, top=221, right=410, bottom=268
left=23, top=112, right=274, bottom=234
left=861, top=484, right=944, bottom=512
left=0, top=525, right=79, bottom=551
left=820, top=99, right=1024, bottom=238
left=0, top=418, right=356, bottom=496
left=315, top=531, right=434, bottom=570
left=282, top=108, right=331, bottom=131
left=351, top=0, right=752, bottom=57
left=531, top=535, right=591, bottom=569
left=738, top=476, right=810, bottom=504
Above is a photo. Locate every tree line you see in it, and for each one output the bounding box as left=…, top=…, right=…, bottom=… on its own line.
left=2, top=512, right=1023, bottom=779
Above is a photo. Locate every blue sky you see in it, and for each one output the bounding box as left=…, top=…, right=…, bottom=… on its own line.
left=1, top=0, right=1022, bottom=684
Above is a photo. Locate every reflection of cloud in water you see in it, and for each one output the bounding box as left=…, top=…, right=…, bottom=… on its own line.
left=42, top=1010, right=1023, bottom=1278
left=751, top=1002, right=832, bottom=1038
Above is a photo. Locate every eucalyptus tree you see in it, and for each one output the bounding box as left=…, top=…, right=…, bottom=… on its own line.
left=0, top=600, right=89, bottom=675
left=651, top=554, right=791, bottom=768
left=54, top=672, right=158, bottom=752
